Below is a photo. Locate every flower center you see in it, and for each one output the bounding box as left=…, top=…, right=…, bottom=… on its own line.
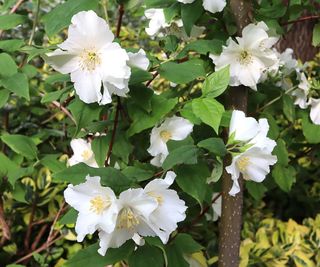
left=148, top=192, right=163, bottom=205
left=117, top=208, right=140, bottom=229
left=160, top=130, right=172, bottom=142
left=81, top=149, right=92, bottom=161
left=90, top=196, right=111, bottom=215
left=237, top=156, right=250, bottom=172
left=80, top=49, right=101, bottom=71
left=238, top=50, right=252, bottom=65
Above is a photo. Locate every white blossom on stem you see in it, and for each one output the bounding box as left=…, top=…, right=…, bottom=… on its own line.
left=147, top=116, right=194, bottom=167
left=64, top=175, right=119, bottom=242
left=68, top=138, right=98, bottom=168
left=292, top=72, right=310, bottom=109
left=177, top=0, right=226, bottom=13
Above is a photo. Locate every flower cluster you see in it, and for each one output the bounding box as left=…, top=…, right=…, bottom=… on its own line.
left=64, top=172, right=187, bottom=255
left=226, top=110, right=277, bottom=196
left=210, top=22, right=279, bottom=90
left=147, top=116, right=194, bottom=167
left=45, top=11, right=149, bottom=105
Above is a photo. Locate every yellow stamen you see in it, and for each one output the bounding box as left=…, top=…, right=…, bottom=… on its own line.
left=117, top=208, right=140, bottom=229
left=237, top=156, right=250, bottom=172
left=90, top=196, right=111, bottom=215
left=80, top=49, right=101, bottom=71
left=81, top=149, right=92, bottom=161
left=238, top=50, right=252, bottom=65
left=148, top=192, right=163, bottom=205
left=160, top=130, right=172, bottom=142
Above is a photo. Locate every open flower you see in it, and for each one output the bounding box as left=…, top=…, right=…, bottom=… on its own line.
left=309, top=98, right=320, bottom=125
left=64, top=175, right=119, bottom=242
left=178, top=0, right=226, bottom=13
left=210, top=22, right=279, bottom=90
left=226, top=110, right=277, bottom=196
left=147, top=116, right=194, bottom=167
left=143, top=171, right=187, bottom=243
left=292, top=72, right=310, bottom=109
left=97, top=188, right=158, bottom=255
left=45, top=11, right=148, bottom=105
left=68, top=138, right=98, bottom=168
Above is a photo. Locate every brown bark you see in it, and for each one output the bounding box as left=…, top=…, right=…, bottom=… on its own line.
left=218, top=1, right=251, bottom=266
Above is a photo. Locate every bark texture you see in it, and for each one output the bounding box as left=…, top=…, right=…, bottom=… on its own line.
left=218, top=1, right=252, bottom=266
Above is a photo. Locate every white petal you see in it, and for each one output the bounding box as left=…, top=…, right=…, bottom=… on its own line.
left=165, top=116, right=194, bottom=140
left=229, top=110, right=259, bottom=141
left=225, top=156, right=241, bottom=196
left=98, top=229, right=133, bottom=255
left=203, top=0, right=226, bottom=13
left=70, top=69, right=102, bottom=104
left=147, top=126, right=169, bottom=156
left=127, top=49, right=149, bottom=71
left=309, top=98, right=320, bottom=125
left=150, top=154, right=165, bottom=167
left=177, top=0, right=196, bottom=3
left=45, top=49, right=80, bottom=74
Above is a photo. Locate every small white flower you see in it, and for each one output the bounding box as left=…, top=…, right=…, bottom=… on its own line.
left=64, top=175, right=119, bottom=242
left=309, top=98, right=320, bottom=125
left=144, top=9, right=169, bottom=36
left=210, top=21, right=279, bottom=90
left=144, top=171, right=187, bottom=243
left=292, top=72, right=310, bottom=109
left=97, top=188, right=158, bottom=255
left=178, top=0, right=226, bottom=13
left=45, top=11, right=136, bottom=105
left=147, top=116, right=194, bottom=167
left=127, top=49, right=149, bottom=71
left=279, top=48, right=297, bottom=75
left=226, top=110, right=277, bottom=196
left=211, top=193, right=222, bottom=221
left=68, top=138, right=98, bottom=168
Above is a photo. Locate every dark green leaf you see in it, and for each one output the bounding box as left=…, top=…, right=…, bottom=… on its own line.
left=246, top=181, right=267, bottom=201
left=2, top=73, right=29, bottom=100
left=162, top=145, right=198, bottom=170
left=1, top=134, right=38, bottom=159
left=0, top=39, right=24, bottom=52
left=0, top=14, right=26, bottom=30
left=91, top=136, right=109, bottom=167
left=129, top=68, right=152, bottom=85
left=0, top=53, right=17, bottom=77
left=197, top=138, right=227, bottom=156
left=128, top=245, right=165, bottom=267
left=272, top=164, right=296, bottom=192
left=181, top=0, right=203, bottom=35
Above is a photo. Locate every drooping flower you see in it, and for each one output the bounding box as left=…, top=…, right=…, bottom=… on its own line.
left=226, top=110, right=277, bottom=196
left=68, top=138, right=98, bottom=168
left=210, top=21, right=279, bottom=90
left=45, top=11, right=148, bottom=105
left=147, top=116, right=194, bottom=167
left=143, top=171, right=187, bottom=243
left=127, top=49, right=150, bottom=71
left=309, top=98, right=320, bottom=125
left=64, top=175, right=119, bottom=242
left=177, top=0, right=226, bottom=13
left=97, top=188, right=159, bottom=255
left=292, top=72, right=310, bottom=109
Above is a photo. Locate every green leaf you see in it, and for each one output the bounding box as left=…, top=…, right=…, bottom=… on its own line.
left=0, top=14, right=26, bottom=30
left=127, top=95, right=177, bottom=136
left=68, top=99, right=102, bottom=136
left=41, top=87, right=69, bottom=103
left=0, top=53, right=17, bottom=77
left=163, top=3, right=180, bottom=23
left=64, top=242, right=134, bottom=267
left=272, top=164, right=296, bottom=192
left=129, top=68, right=152, bottom=85
left=0, top=39, right=24, bottom=52
left=202, top=66, right=230, bottom=97
left=180, top=102, right=202, bottom=125
left=181, top=0, right=203, bottom=35
left=59, top=208, right=77, bottom=225
left=197, top=138, right=227, bottom=156
left=175, top=162, right=210, bottom=205
left=40, top=154, right=66, bottom=173
left=129, top=85, right=154, bottom=113
left=2, top=73, right=29, bottom=100
left=128, top=244, right=165, bottom=267
left=42, top=0, right=100, bottom=37
left=246, top=181, right=267, bottom=201
left=282, top=94, right=295, bottom=122
left=192, top=98, right=225, bottom=133
left=301, top=111, right=320, bottom=144
left=53, top=163, right=133, bottom=194
left=174, top=234, right=203, bottom=254
left=0, top=152, right=19, bottom=182
left=163, top=145, right=198, bottom=170
left=1, top=134, right=38, bottom=159
left=0, top=89, right=10, bottom=108
left=159, top=59, right=206, bottom=84
left=312, top=23, right=320, bottom=47
left=91, top=136, right=109, bottom=167
left=178, top=39, right=224, bottom=58
left=122, top=166, right=154, bottom=182
left=273, top=139, right=289, bottom=166
left=207, top=158, right=223, bottom=183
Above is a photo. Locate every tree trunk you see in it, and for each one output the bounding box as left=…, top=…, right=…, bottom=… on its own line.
left=218, top=1, right=252, bottom=266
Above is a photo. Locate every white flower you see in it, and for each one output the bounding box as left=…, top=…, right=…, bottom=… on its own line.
left=210, top=21, right=279, bottom=90
left=144, top=9, right=169, bottom=36
left=211, top=193, right=222, bottom=221
left=127, top=49, right=149, bottom=71
left=143, top=171, right=187, bottom=243
left=64, top=175, right=119, bottom=242
left=178, top=0, right=226, bottom=13
left=147, top=116, right=194, bottom=167
left=279, top=48, right=297, bottom=75
left=97, top=188, right=158, bottom=255
left=309, top=98, right=320, bottom=125
left=45, top=10, right=136, bottom=105
left=226, top=110, right=277, bottom=196
left=292, top=72, right=310, bottom=109
left=68, top=138, right=98, bottom=168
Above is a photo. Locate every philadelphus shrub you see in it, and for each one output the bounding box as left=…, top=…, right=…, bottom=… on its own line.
left=226, top=110, right=277, bottom=196
left=45, top=11, right=149, bottom=105
left=64, top=172, right=187, bottom=255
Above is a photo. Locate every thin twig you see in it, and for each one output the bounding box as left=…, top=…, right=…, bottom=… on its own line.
left=31, top=224, right=48, bottom=251
left=46, top=201, right=65, bottom=245
left=146, top=72, right=159, bottom=87
left=105, top=97, right=121, bottom=166
left=116, top=4, right=125, bottom=38
left=28, top=0, right=41, bottom=46
left=44, top=97, right=76, bottom=124
left=281, top=15, right=320, bottom=26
